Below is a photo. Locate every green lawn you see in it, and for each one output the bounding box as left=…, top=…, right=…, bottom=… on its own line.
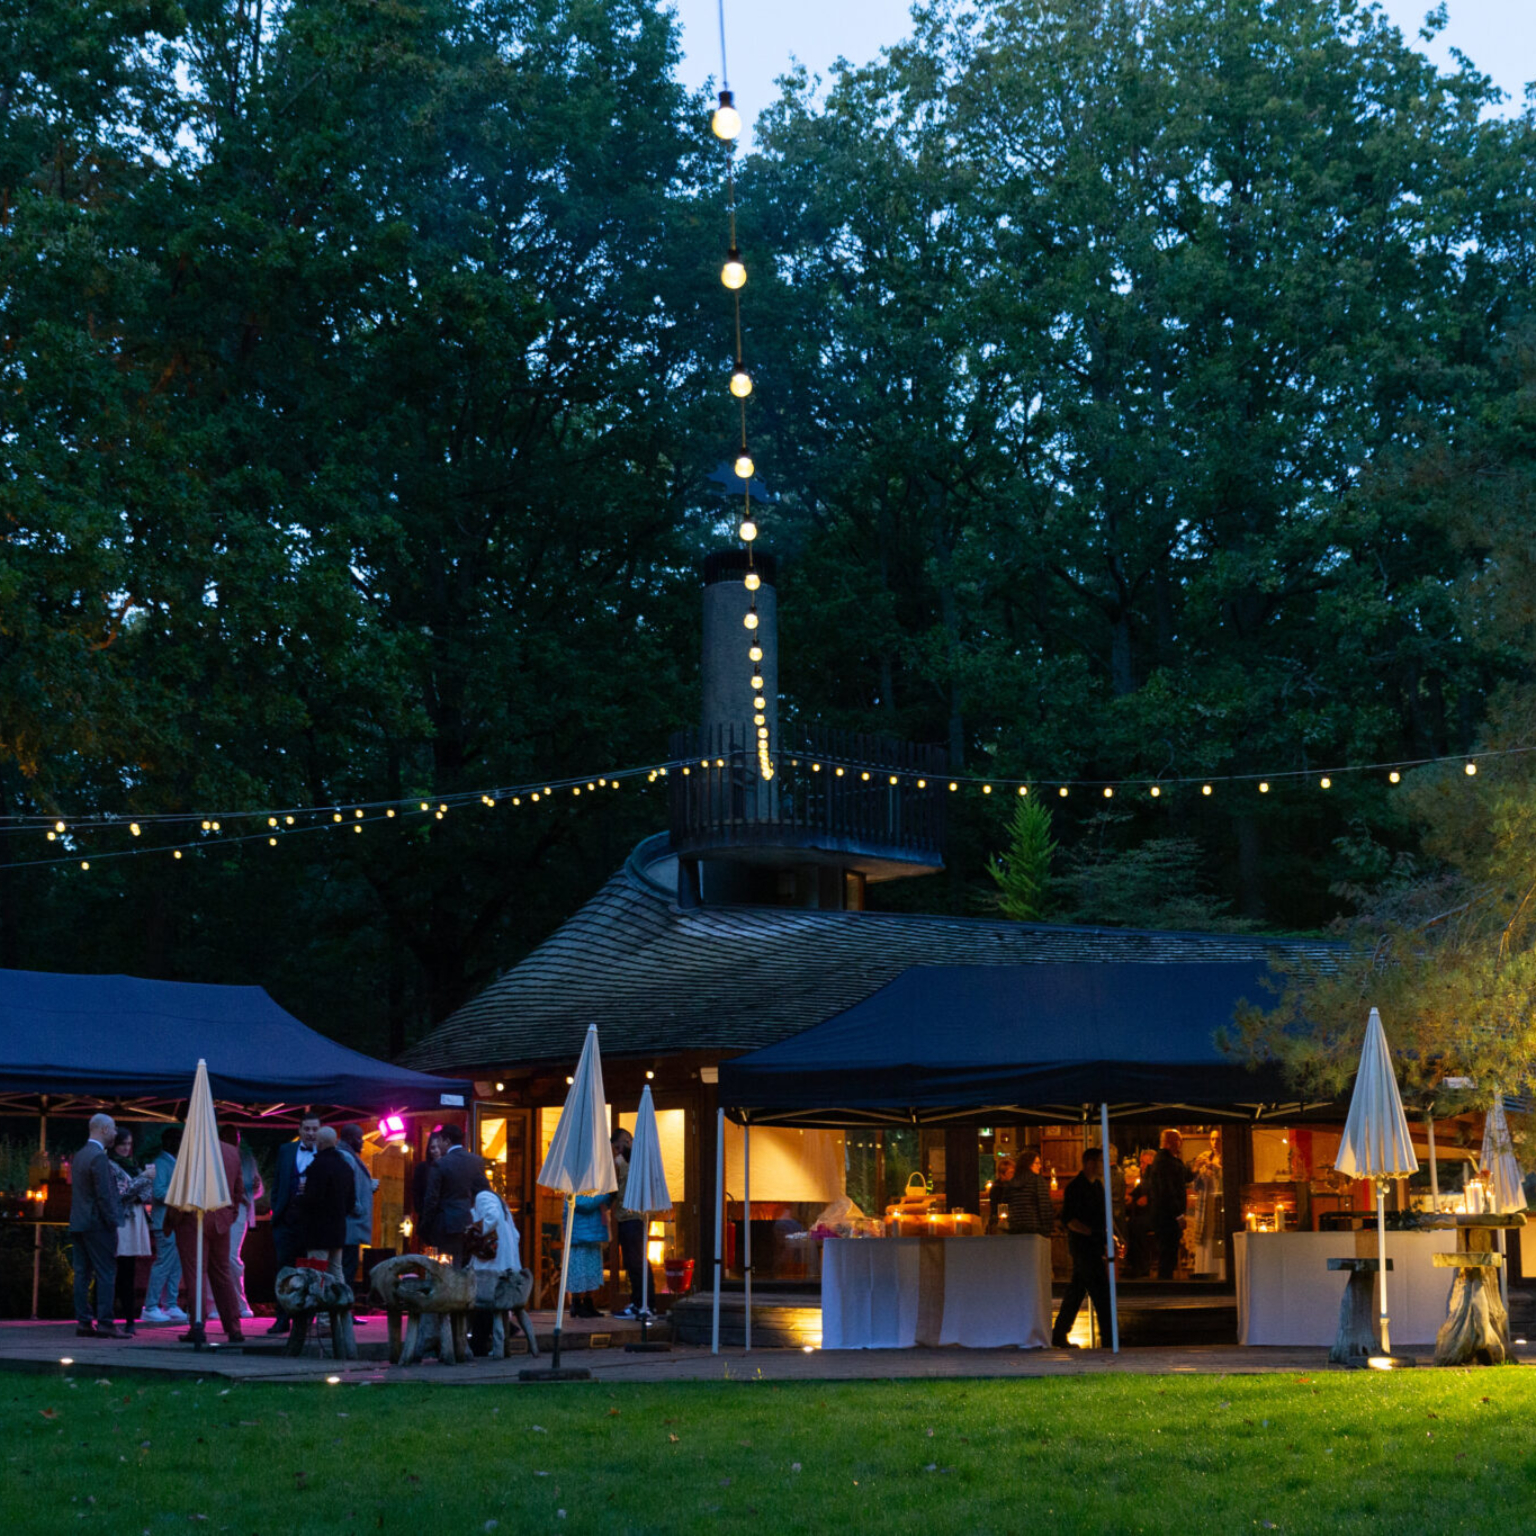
left=4, top=1368, right=1533, bottom=1533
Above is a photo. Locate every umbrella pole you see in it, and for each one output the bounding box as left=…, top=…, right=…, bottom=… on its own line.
left=188, top=1210, right=208, bottom=1348
left=1376, top=1180, right=1391, bottom=1357
left=711, top=1108, right=724, bottom=1356
left=552, top=1194, right=575, bottom=1373
left=1426, top=1109, right=1439, bottom=1212
left=640, top=1226, right=649, bottom=1344
left=743, top=1123, right=752, bottom=1354
left=1101, top=1102, right=1119, bottom=1354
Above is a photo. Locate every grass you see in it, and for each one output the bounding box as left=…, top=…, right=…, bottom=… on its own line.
left=4, top=1368, right=1535, bottom=1533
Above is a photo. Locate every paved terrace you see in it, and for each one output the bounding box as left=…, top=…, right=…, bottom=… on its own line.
left=0, top=1316, right=1528, bottom=1386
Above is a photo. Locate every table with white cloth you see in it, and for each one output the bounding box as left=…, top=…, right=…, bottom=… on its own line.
left=821, top=1235, right=1052, bottom=1349
left=1234, top=1230, right=1456, bottom=1347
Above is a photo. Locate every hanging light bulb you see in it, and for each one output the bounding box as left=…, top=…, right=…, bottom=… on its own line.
left=740, top=519, right=757, bottom=542
left=734, top=451, right=755, bottom=480
left=749, top=646, right=763, bottom=664
left=269, top=836, right=278, bottom=846
left=1320, top=776, right=1331, bottom=789
left=1259, top=782, right=1269, bottom=793
left=1058, top=786, right=1068, bottom=797
left=753, top=695, right=766, bottom=710
left=333, top=812, right=342, bottom=823
left=754, top=713, right=765, bottom=726
left=1103, top=786, right=1113, bottom=798
left=744, top=611, right=759, bottom=630
left=80, top=861, right=89, bottom=871
left=1465, top=761, right=1478, bottom=776
left=712, top=89, right=742, bottom=141
left=1389, top=770, right=1401, bottom=784
left=750, top=673, right=764, bottom=691
left=268, top=817, right=278, bottom=828
left=173, top=850, right=183, bottom=860
left=744, top=572, right=760, bottom=592
left=285, top=815, right=295, bottom=825
left=1018, top=786, right=1027, bottom=796
left=730, top=364, right=753, bottom=398
left=130, top=822, right=141, bottom=836
left=1150, top=785, right=1161, bottom=798
left=1201, top=784, right=1213, bottom=796
left=387, top=808, right=396, bottom=817
left=721, top=246, right=746, bottom=289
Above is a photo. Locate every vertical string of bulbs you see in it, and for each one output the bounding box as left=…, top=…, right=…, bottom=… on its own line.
left=711, top=16, right=773, bottom=783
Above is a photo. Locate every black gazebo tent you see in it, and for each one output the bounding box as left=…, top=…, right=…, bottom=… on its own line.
left=718, top=961, right=1309, bottom=1125
left=0, top=967, right=469, bottom=1122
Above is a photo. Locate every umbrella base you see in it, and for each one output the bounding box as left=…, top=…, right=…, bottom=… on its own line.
left=1337, top=1353, right=1417, bottom=1371
left=182, top=1323, right=211, bottom=1350
left=518, top=1366, right=592, bottom=1382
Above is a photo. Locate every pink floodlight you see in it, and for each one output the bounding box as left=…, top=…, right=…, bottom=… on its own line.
left=378, top=1113, right=408, bottom=1143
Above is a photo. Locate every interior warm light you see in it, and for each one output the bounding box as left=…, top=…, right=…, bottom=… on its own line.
left=645, top=1069, right=654, bottom=1080
left=721, top=248, right=746, bottom=289
left=566, top=1075, right=575, bottom=1086
left=711, top=91, right=742, bottom=141
left=730, top=365, right=752, bottom=398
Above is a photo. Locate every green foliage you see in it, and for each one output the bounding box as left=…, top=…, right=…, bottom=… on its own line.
left=988, top=796, right=1057, bottom=921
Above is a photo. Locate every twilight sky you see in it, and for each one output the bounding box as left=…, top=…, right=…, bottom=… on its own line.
left=668, top=0, right=1534, bottom=138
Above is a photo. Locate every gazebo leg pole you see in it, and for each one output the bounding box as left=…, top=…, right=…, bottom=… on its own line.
left=32, top=1105, right=46, bottom=1321
left=1101, top=1102, right=1119, bottom=1354
left=1376, top=1181, right=1391, bottom=1357
left=743, top=1123, right=751, bottom=1354
left=711, top=1108, right=724, bottom=1356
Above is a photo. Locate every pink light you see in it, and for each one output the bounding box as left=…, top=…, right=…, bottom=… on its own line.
left=378, top=1113, right=407, bottom=1143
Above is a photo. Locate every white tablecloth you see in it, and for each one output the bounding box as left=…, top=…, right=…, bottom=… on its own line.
left=1234, top=1230, right=1456, bottom=1346
left=821, top=1236, right=1052, bottom=1349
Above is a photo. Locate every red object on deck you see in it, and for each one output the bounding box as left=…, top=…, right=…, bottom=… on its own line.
left=662, top=1258, right=694, bottom=1295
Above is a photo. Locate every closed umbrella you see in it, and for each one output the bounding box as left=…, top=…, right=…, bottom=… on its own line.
left=1335, top=1008, right=1418, bottom=1356
left=528, top=1025, right=616, bottom=1377
left=1480, top=1094, right=1526, bottom=1311
left=164, top=1059, right=230, bottom=1349
left=623, top=1085, right=672, bottom=1352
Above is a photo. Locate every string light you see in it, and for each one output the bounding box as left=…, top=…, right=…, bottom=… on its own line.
left=734, top=452, right=754, bottom=480
left=730, top=365, right=752, bottom=398
left=721, top=248, right=746, bottom=289
left=711, top=89, right=742, bottom=141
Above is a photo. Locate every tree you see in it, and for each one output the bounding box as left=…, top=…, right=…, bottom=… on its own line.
left=988, top=796, right=1058, bottom=920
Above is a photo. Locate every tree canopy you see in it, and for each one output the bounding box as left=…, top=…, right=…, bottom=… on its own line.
left=3, top=0, right=1534, bottom=1056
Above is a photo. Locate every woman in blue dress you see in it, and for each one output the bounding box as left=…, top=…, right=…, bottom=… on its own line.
left=565, top=1191, right=611, bottom=1318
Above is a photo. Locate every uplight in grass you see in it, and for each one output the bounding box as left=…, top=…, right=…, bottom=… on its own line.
left=326, top=1375, right=341, bottom=1385
left=59, top=1357, right=73, bottom=1366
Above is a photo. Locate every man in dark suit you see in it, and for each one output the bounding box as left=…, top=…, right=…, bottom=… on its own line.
left=69, top=1113, right=125, bottom=1337
left=419, top=1124, right=488, bottom=1265
left=266, top=1109, right=321, bottom=1335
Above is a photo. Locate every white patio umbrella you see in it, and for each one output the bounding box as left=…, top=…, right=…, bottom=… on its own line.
left=535, top=1025, right=617, bottom=1372
left=1335, top=1008, right=1418, bottom=1355
left=623, top=1084, right=672, bottom=1350
left=1480, top=1094, right=1526, bottom=1310
left=164, top=1059, right=230, bottom=1347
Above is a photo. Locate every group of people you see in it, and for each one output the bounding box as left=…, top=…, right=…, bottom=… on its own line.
left=68, top=1112, right=260, bottom=1341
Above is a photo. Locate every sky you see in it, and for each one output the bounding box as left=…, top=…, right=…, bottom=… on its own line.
left=669, top=0, right=1535, bottom=137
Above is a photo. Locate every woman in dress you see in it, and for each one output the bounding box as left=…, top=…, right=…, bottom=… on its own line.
left=564, top=1191, right=611, bottom=1318
left=109, top=1128, right=155, bottom=1337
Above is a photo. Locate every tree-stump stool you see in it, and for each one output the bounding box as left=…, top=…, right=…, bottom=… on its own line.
left=473, top=1268, right=540, bottom=1358
left=275, top=1267, right=358, bottom=1360
left=370, top=1255, right=475, bottom=1364
left=1433, top=1252, right=1509, bottom=1367
left=1326, top=1257, right=1391, bottom=1366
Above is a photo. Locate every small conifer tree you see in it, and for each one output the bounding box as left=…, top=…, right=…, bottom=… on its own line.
left=989, top=797, right=1057, bottom=921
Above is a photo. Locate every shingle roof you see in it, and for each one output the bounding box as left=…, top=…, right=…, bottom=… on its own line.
left=403, top=834, right=1339, bottom=1074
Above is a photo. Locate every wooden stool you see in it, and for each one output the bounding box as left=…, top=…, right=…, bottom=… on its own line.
left=275, top=1267, right=358, bottom=1361
left=1326, top=1257, right=1392, bottom=1365
left=1432, top=1251, right=1509, bottom=1367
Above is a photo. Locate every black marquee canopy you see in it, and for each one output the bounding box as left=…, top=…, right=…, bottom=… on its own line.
left=0, top=968, right=469, bottom=1125
left=719, top=962, right=1321, bottom=1126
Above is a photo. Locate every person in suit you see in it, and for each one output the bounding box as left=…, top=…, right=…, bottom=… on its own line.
left=419, top=1123, right=488, bottom=1265
left=296, top=1126, right=356, bottom=1281
left=166, top=1132, right=247, bottom=1343
left=69, top=1113, right=126, bottom=1337
left=266, top=1109, right=321, bottom=1335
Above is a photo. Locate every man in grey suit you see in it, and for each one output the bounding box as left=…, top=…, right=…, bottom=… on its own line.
left=70, top=1113, right=125, bottom=1336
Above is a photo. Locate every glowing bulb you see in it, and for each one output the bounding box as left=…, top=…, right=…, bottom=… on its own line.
left=730, top=365, right=753, bottom=398
left=211, top=821, right=220, bottom=831
left=1389, top=771, right=1401, bottom=784
left=711, top=91, right=742, bottom=141
left=1465, top=761, right=1477, bottom=776
left=173, top=850, right=182, bottom=859
left=753, top=695, right=766, bottom=710
left=1150, top=785, right=1161, bottom=798
left=129, top=822, right=141, bottom=836
left=982, top=784, right=992, bottom=794
left=353, top=823, right=362, bottom=833
left=749, top=645, right=763, bottom=662
left=889, top=775, right=898, bottom=786
left=47, top=831, right=56, bottom=842
left=754, top=713, right=765, bottom=726
left=435, top=811, right=443, bottom=819
left=1018, top=786, right=1027, bottom=796
left=645, top=1069, right=654, bottom=1080
left=721, top=247, right=746, bottom=289
left=835, top=767, right=844, bottom=777
left=573, top=787, right=581, bottom=796
left=355, top=807, right=364, bottom=818
left=566, top=1075, right=575, bottom=1086
left=1058, top=786, right=1068, bottom=798
left=202, top=820, right=212, bottom=831
left=54, top=821, right=65, bottom=833
left=734, top=452, right=755, bottom=480
left=269, top=837, right=277, bottom=846
left=751, top=673, right=765, bottom=691
left=740, top=520, right=757, bottom=542
left=744, top=611, right=759, bottom=630
left=917, top=779, right=926, bottom=789
left=512, top=797, right=521, bottom=805
left=1202, top=784, right=1213, bottom=796
left=285, top=815, right=294, bottom=825
left=333, top=812, right=342, bottom=822
left=813, top=763, right=821, bottom=772
left=1319, top=776, right=1331, bottom=789
left=80, top=861, right=89, bottom=871
left=420, top=801, right=429, bottom=811
left=531, top=793, right=540, bottom=802
left=387, top=808, right=396, bottom=817
left=949, top=782, right=958, bottom=792
left=268, top=817, right=277, bottom=827
left=1259, top=782, right=1269, bottom=794
left=758, top=727, right=768, bottom=739
left=1103, top=787, right=1113, bottom=798
left=744, top=572, right=761, bottom=592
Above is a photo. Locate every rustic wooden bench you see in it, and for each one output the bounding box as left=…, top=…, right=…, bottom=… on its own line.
left=1326, top=1257, right=1392, bottom=1365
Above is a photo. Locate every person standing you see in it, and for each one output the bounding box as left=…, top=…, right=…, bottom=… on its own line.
left=419, top=1124, right=488, bottom=1266
left=466, top=1188, right=522, bottom=1356
left=266, top=1109, right=321, bottom=1335
left=411, top=1128, right=445, bottom=1232
left=564, top=1191, right=611, bottom=1318
left=69, top=1114, right=125, bottom=1337
left=985, top=1156, right=1020, bottom=1233
left=337, top=1124, right=378, bottom=1296
left=1051, top=1147, right=1119, bottom=1349
left=141, top=1127, right=187, bottom=1325
left=221, top=1126, right=262, bottom=1320
left=108, top=1128, right=154, bottom=1338
left=609, top=1127, right=651, bottom=1319
left=296, top=1126, right=355, bottom=1282
left=1148, top=1130, right=1193, bottom=1281
left=1003, top=1148, right=1056, bottom=1236
left=166, top=1131, right=247, bottom=1344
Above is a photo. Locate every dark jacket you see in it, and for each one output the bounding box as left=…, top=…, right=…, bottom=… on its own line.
left=69, top=1140, right=124, bottom=1234
left=421, top=1146, right=489, bottom=1245
left=295, top=1147, right=356, bottom=1251
left=271, top=1140, right=315, bottom=1228
left=992, top=1168, right=1055, bottom=1235
left=1147, top=1149, right=1191, bottom=1229
left=1061, top=1170, right=1108, bottom=1244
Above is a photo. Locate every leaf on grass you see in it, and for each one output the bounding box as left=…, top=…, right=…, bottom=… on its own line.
left=925, top=1428, right=934, bottom=1437
left=39, top=1410, right=57, bottom=1421
left=924, top=1463, right=938, bottom=1473
left=607, top=1408, right=620, bottom=1417
left=668, top=1433, right=680, bottom=1444
left=532, top=1425, right=547, bottom=1433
